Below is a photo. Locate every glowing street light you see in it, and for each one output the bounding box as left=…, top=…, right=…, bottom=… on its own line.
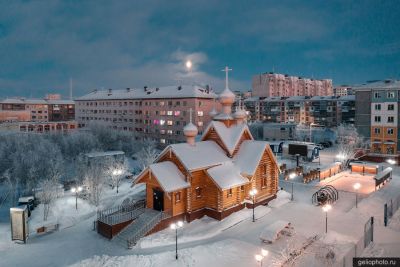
left=353, top=183, right=361, bottom=208
left=112, top=169, right=123, bottom=176
left=71, top=186, right=83, bottom=210
left=387, top=159, right=397, bottom=165
left=322, top=204, right=332, bottom=233
left=170, top=221, right=184, bottom=260
left=249, top=189, right=258, bottom=222
left=255, top=249, right=269, bottom=267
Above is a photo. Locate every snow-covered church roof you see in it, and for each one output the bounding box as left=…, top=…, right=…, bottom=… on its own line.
left=201, top=121, right=253, bottom=156
left=234, top=141, right=271, bottom=176
left=206, top=162, right=248, bottom=190
left=149, top=161, right=190, bottom=192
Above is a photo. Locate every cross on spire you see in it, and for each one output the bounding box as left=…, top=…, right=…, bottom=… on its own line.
left=221, top=66, right=232, bottom=90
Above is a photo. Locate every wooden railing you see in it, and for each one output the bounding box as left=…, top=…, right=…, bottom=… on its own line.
left=97, top=199, right=145, bottom=225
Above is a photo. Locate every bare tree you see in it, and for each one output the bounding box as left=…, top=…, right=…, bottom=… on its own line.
left=135, top=139, right=159, bottom=171
left=294, top=124, right=310, bottom=142
left=106, top=157, right=128, bottom=194
left=38, top=178, right=59, bottom=221
left=336, top=124, right=365, bottom=166
left=83, top=162, right=107, bottom=207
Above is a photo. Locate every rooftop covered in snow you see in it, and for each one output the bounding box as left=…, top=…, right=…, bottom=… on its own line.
left=149, top=161, right=190, bottom=192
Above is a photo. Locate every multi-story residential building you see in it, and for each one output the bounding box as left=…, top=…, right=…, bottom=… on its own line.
left=0, top=97, right=75, bottom=123
left=75, top=85, right=218, bottom=146
left=252, top=72, right=333, bottom=97
left=354, top=80, right=400, bottom=155
left=258, top=95, right=355, bottom=127
left=334, top=86, right=353, bottom=96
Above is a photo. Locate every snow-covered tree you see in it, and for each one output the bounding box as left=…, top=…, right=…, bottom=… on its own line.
left=248, top=121, right=263, bottom=140
left=294, top=123, right=310, bottom=142
left=335, top=124, right=365, bottom=166
left=83, top=162, right=107, bottom=207
left=38, top=178, right=59, bottom=221
left=106, top=157, right=128, bottom=194
left=135, top=139, right=159, bottom=170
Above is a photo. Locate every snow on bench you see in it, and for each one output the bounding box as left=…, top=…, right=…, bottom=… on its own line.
left=260, top=220, right=293, bottom=243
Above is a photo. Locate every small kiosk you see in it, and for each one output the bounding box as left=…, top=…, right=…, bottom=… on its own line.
left=349, top=162, right=379, bottom=175
left=10, top=206, right=29, bottom=243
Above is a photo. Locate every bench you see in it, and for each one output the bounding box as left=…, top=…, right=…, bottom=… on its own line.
left=36, top=223, right=59, bottom=234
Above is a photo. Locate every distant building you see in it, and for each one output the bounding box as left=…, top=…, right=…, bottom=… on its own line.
left=262, top=123, right=296, bottom=141
left=354, top=80, right=400, bottom=155
left=259, top=95, right=354, bottom=127
left=0, top=97, right=75, bottom=124
left=334, top=86, right=353, bottom=96
left=0, top=120, right=77, bottom=133
left=252, top=72, right=333, bottom=97
left=75, top=85, right=218, bottom=146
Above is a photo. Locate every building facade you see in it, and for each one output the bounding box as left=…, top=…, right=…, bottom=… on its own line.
left=333, top=86, right=353, bottom=96
left=0, top=98, right=75, bottom=123
left=75, top=85, right=218, bottom=146
left=252, top=72, right=333, bottom=98
left=354, top=80, right=400, bottom=155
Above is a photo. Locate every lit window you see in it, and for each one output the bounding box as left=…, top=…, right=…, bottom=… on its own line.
left=153, top=120, right=159, bottom=125
left=160, top=139, right=166, bottom=144
left=198, top=121, right=203, bottom=127
left=174, top=111, right=181, bottom=116
left=160, top=111, right=166, bottom=115
left=160, top=130, right=165, bottom=134
left=160, top=101, right=165, bottom=106
left=160, top=120, right=165, bottom=125
left=167, top=120, right=173, bottom=126
left=167, top=111, right=173, bottom=116
left=167, top=130, right=173, bottom=135
left=197, top=111, right=203, bottom=116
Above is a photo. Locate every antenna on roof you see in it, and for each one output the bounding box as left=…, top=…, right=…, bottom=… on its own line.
left=221, top=66, right=232, bottom=89
left=69, top=78, right=73, bottom=100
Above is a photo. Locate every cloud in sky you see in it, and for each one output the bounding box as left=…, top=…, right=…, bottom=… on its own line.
left=0, top=0, right=399, bottom=98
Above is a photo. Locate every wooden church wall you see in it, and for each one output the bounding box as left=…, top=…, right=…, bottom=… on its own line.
left=189, top=170, right=219, bottom=212
left=254, top=148, right=279, bottom=201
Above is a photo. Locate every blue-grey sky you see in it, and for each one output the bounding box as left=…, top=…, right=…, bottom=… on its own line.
left=0, top=0, right=399, bottom=98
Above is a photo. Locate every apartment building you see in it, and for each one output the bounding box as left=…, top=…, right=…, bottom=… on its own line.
left=75, top=85, right=218, bottom=146
left=0, top=98, right=75, bottom=123
left=257, top=95, right=354, bottom=127
left=354, top=80, right=400, bottom=155
left=252, top=72, right=333, bottom=97
left=334, top=86, right=353, bottom=96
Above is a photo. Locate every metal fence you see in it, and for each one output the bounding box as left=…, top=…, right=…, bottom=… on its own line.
left=97, top=199, right=145, bottom=225
left=337, top=217, right=374, bottom=267
left=384, top=194, right=400, bottom=226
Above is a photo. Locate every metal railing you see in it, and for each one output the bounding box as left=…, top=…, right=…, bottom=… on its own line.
left=97, top=199, right=145, bottom=225
left=384, top=194, right=400, bottom=226
left=127, top=210, right=171, bottom=248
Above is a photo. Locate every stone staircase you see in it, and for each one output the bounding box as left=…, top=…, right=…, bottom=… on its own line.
left=113, top=209, right=170, bottom=248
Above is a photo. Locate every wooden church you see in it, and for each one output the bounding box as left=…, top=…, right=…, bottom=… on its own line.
left=135, top=67, right=279, bottom=228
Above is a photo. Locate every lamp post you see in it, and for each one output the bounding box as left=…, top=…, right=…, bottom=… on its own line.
left=71, top=186, right=82, bottom=210
left=170, top=221, right=183, bottom=260
left=249, top=189, right=258, bottom=222
left=322, top=204, right=332, bottom=234
left=353, top=183, right=361, bottom=208
left=289, top=172, right=296, bottom=201
left=255, top=249, right=269, bottom=267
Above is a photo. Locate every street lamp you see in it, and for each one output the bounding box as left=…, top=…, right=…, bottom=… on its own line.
left=249, top=189, right=258, bottom=222
left=387, top=159, right=397, bottom=165
left=112, top=169, right=123, bottom=193
left=289, top=172, right=296, bottom=201
left=353, top=183, right=361, bottom=208
left=255, top=249, right=269, bottom=267
left=71, top=186, right=82, bottom=210
left=170, top=221, right=184, bottom=260
left=185, top=60, right=192, bottom=70
left=322, top=204, right=332, bottom=234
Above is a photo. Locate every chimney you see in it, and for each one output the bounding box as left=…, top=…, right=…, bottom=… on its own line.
left=144, top=86, right=148, bottom=92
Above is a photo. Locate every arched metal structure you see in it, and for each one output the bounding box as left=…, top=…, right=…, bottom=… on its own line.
left=312, top=185, right=338, bottom=206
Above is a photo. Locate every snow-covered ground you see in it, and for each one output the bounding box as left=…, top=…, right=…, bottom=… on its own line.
left=1, top=153, right=400, bottom=267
